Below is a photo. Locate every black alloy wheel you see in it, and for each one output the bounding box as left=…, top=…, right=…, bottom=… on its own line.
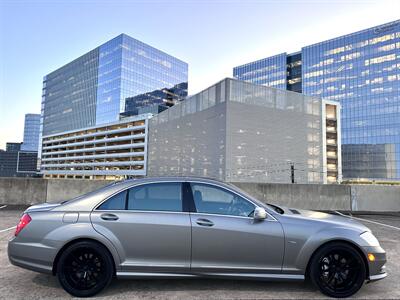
left=57, top=241, right=114, bottom=297
left=310, top=242, right=366, bottom=298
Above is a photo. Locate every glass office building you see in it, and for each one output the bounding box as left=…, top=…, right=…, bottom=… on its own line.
left=233, top=20, right=400, bottom=181
left=233, top=53, right=287, bottom=89
left=21, top=114, right=40, bottom=152
left=41, top=34, right=188, bottom=136
left=0, top=142, right=39, bottom=177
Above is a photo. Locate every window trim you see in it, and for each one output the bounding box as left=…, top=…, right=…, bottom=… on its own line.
left=95, top=181, right=186, bottom=213
left=96, top=189, right=128, bottom=211
left=187, top=180, right=278, bottom=222
left=187, top=181, right=275, bottom=220
left=94, top=179, right=276, bottom=221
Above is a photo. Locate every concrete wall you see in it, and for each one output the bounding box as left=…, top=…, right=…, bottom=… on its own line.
left=0, top=178, right=110, bottom=205
left=232, top=182, right=351, bottom=211
left=0, top=178, right=398, bottom=212
left=0, top=178, right=47, bottom=205
left=46, top=179, right=110, bottom=203
left=351, top=184, right=400, bottom=211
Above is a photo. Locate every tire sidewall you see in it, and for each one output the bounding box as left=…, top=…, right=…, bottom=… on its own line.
left=56, top=241, right=114, bottom=297
left=310, top=242, right=366, bottom=298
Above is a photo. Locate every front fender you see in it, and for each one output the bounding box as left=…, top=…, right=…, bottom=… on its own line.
left=295, top=226, right=367, bottom=273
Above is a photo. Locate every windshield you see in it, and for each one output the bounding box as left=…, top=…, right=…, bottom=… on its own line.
left=265, top=203, right=284, bottom=214
left=225, top=182, right=284, bottom=214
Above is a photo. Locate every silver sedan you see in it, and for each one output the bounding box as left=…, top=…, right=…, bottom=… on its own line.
left=8, top=177, right=386, bottom=297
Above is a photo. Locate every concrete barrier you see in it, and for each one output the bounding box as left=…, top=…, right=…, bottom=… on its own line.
left=0, top=178, right=398, bottom=212
left=351, top=184, right=400, bottom=212
left=231, top=182, right=351, bottom=211
left=0, top=178, right=111, bottom=205
left=0, top=178, right=48, bottom=205
left=46, top=179, right=110, bottom=203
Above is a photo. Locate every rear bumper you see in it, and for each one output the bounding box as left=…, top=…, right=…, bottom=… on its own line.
left=8, top=237, right=56, bottom=274
left=362, top=245, right=387, bottom=282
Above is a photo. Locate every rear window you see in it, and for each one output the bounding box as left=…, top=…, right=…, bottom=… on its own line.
left=97, top=190, right=127, bottom=210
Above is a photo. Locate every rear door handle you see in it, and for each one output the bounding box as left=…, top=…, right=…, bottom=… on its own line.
left=196, top=218, right=214, bottom=227
left=101, top=213, right=119, bottom=221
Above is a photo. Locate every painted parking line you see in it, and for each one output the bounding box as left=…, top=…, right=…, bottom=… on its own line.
left=335, top=211, right=400, bottom=231
left=0, top=205, right=7, bottom=209
left=0, top=226, right=16, bottom=233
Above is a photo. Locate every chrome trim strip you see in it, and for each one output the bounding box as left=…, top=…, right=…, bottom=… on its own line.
left=190, top=212, right=276, bottom=222
left=95, top=209, right=190, bottom=215
left=195, top=265, right=281, bottom=271
left=199, top=273, right=304, bottom=280
left=93, top=179, right=278, bottom=221
left=369, top=272, right=387, bottom=281
left=117, top=272, right=197, bottom=278
left=116, top=271, right=304, bottom=280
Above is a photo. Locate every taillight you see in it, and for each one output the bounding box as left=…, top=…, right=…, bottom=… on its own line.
left=15, top=214, right=32, bottom=236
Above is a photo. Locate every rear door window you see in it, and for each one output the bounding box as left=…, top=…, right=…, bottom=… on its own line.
left=127, top=182, right=182, bottom=212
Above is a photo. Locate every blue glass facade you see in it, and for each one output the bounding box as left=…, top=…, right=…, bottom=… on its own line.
left=302, top=21, right=400, bottom=180
left=21, top=114, right=40, bottom=152
left=42, top=34, right=188, bottom=135
left=95, top=35, right=124, bottom=124
left=95, top=34, right=188, bottom=124
left=233, top=53, right=287, bottom=89
left=233, top=20, right=400, bottom=181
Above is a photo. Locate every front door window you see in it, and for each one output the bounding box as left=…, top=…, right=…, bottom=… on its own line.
left=190, top=183, right=255, bottom=217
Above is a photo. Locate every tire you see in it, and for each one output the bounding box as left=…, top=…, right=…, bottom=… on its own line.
left=56, top=241, right=114, bottom=297
left=309, top=242, right=366, bottom=298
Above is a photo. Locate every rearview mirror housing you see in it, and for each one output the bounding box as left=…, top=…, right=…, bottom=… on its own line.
left=253, top=207, right=267, bottom=220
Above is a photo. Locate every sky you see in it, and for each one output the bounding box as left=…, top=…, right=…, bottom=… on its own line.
left=0, top=0, right=399, bottom=150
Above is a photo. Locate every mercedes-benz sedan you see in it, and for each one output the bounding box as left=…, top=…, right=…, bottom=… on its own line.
left=8, top=177, right=386, bottom=297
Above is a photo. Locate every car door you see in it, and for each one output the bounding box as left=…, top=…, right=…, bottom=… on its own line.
left=91, top=181, right=191, bottom=273
left=188, top=182, right=285, bottom=274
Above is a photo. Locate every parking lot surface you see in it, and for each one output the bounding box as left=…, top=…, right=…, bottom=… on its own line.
left=1, top=207, right=399, bottom=299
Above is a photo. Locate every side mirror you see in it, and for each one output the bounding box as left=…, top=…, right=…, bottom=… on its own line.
left=253, top=207, right=267, bottom=220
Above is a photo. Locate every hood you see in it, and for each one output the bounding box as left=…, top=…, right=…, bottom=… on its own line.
left=25, top=202, right=61, bottom=213
left=281, top=207, right=369, bottom=233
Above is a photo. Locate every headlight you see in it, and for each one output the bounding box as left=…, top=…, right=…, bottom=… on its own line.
left=360, top=231, right=380, bottom=246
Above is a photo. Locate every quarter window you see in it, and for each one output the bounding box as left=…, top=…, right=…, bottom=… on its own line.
left=127, top=183, right=182, bottom=212
left=190, top=184, right=255, bottom=217
left=97, top=190, right=127, bottom=210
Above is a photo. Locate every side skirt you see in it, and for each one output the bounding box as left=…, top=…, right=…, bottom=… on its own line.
left=116, top=271, right=305, bottom=281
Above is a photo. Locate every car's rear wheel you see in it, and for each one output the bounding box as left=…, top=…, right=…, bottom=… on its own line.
left=309, top=242, right=366, bottom=298
left=56, top=241, right=114, bottom=297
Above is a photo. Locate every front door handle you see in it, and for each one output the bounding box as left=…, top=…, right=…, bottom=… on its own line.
left=101, top=213, right=119, bottom=221
left=196, top=218, right=214, bottom=227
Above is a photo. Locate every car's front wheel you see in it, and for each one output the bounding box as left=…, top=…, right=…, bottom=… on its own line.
left=56, top=240, right=114, bottom=297
left=309, top=242, right=366, bottom=298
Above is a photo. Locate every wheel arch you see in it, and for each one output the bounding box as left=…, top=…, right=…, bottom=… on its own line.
left=52, top=238, right=116, bottom=276
left=304, top=239, right=370, bottom=280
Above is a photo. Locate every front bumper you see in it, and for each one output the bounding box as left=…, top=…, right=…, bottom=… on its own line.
left=363, top=246, right=387, bottom=282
